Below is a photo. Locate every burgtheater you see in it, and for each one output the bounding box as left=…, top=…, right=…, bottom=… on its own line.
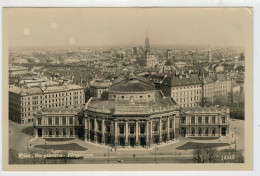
left=84, top=75, right=230, bottom=148
left=34, top=74, right=230, bottom=148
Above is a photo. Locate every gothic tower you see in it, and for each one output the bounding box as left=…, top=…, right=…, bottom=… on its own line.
left=145, top=29, right=150, bottom=52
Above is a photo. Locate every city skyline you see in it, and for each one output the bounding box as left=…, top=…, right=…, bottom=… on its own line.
left=4, top=8, right=251, bottom=48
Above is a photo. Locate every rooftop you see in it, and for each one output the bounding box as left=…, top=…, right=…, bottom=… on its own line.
left=162, top=75, right=202, bottom=87
left=109, top=75, right=155, bottom=92
left=9, top=83, right=83, bottom=96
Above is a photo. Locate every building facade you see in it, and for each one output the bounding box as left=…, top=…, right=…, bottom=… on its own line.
left=159, top=75, right=203, bottom=107
left=85, top=75, right=180, bottom=148
left=9, top=83, right=85, bottom=124
left=179, top=107, right=230, bottom=137
left=34, top=107, right=85, bottom=139
left=9, top=65, right=29, bottom=76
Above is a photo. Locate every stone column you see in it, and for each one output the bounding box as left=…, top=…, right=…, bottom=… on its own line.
left=167, top=117, right=170, bottom=141
left=102, top=119, right=105, bottom=144
left=135, top=121, right=139, bottom=146
left=150, top=120, right=153, bottom=145
left=159, top=118, right=162, bottom=143
left=35, top=128, right=38, bottom=138
left=88, top=118, right=91, bottom=141
left=114, top=121, right=118, bottom=146
left=146, top=121, right=149, bottom=146
left=94, top=119, right=97, bottom=143
left=42, top=128, right=44, bottom=138
left=125, top=121, right=128, bottom=146
left=173, top=117, right=175, bottom=139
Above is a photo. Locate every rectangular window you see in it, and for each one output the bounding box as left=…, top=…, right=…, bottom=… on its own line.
left=69, top=117, right=73, bottom=125
left=140, top=124, right=145, bottom=134
left=222, top=117, right=226, bottom=124
left=181, top=117, right=186, bottom=124
left=106, top=125, right=110, bottom=133
left=205, top=117, right=209, bottom=124
left=191, top=117, right=195, bottom=124
left=119, top=125, right=124, bottom=134
left=62, top=117, right=66, bottom=125
left=130, top=125, right=135, bottom=134
left=212, top=117, right=216, bottom=124
left=198, top=117, right=202, bottom=124
left=55, top=117, right=59, bottom=125
left=48, top=118, right=52, bottom=125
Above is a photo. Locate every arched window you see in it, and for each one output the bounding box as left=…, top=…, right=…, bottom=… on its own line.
left=62, top=128, right=66, bottom=136
left=38, top=118, right=42, bottom=125
left=205, top=127, right=209, bottom=136
left=191, top=127, right=195, bottom=136
left=55, top=128, right=59, bottom=136
left=212, top=127, right=216, bottom=136
left=198, top=127, right=202, bottom=136
left=49, top=128, right=52, bottom=136
left=69, top=128, right=73, bottom=136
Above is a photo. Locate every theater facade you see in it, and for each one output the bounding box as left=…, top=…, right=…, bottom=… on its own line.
left=34, top=74, right=230, bottom=148
left=85, top=75, right=181, bottom=147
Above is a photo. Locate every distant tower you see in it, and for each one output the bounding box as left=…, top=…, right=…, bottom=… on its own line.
left=145, top=29, right=150, bottom=52
left=208, top=43, right=212, bottom=63
left=167, top=49, right=172, bottom=60
left=132, top=46, right=137, bottom=55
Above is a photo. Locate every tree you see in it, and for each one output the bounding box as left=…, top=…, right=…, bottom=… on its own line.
left=9, top=149, right=19, bottom=164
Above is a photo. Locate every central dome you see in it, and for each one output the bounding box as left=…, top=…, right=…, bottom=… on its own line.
left=109, top=76, right=155, bottom=92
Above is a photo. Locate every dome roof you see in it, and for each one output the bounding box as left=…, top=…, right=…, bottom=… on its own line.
left=109, top=76, right=155, bottom=92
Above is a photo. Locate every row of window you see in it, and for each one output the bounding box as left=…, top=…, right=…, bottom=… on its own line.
left=181, top=116, right=226, bottom=124
left=172, top=85, right=202, bottom=90
left=21, top=91, right=83, bottom=101
left=47, top=128, right=74, bottom=136
left=172, top=90, right=202, bottom=97
left=37, top=117, right=82, bottom=125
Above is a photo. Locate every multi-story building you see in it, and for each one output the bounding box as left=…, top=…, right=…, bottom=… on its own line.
left=202, top=76, right=215, bottom=103
left=211, top=74, right=232, bottom=100
left=9, top=65, right=28, bottom=76
left=159, top=75, right=203, bottom=107
left=34, top=107, right=85, bottom=139
left=179, top=106, right=230, bottom=137
left=85, top=75, right=180, bottom=148
left=32, top=74, right=230, bottom=148
left=9, top=83, right=85, bottom=124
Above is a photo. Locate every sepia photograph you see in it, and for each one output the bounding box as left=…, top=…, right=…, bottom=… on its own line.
left=2, top=7, right=253, bottom=171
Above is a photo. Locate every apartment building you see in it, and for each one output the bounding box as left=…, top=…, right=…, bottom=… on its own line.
left=9, top=83, right=85, bottom=124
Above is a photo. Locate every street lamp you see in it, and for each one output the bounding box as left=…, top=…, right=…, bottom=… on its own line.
left=234, top=127, right=237, bottom=152
left=154, top=143, right=157, bottom=164
left=108, top=144, right=110, bottom=164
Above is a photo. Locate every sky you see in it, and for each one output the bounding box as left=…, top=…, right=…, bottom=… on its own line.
left=3, top=8, right=252, bottom=48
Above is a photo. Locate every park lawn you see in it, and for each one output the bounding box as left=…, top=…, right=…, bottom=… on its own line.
left=176, top=142, right=230, bottom=150
left=34, top=143, right=87, bottom=151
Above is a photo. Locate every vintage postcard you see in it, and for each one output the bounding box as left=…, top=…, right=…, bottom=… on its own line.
left=2, top=8, right=253, bottom=171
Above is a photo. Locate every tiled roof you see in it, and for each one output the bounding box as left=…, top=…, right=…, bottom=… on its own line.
left=162, top=76, right=202, bottom=87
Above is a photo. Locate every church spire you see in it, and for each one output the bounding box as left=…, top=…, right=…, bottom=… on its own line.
left=145, top=28, right=150, bottom=52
